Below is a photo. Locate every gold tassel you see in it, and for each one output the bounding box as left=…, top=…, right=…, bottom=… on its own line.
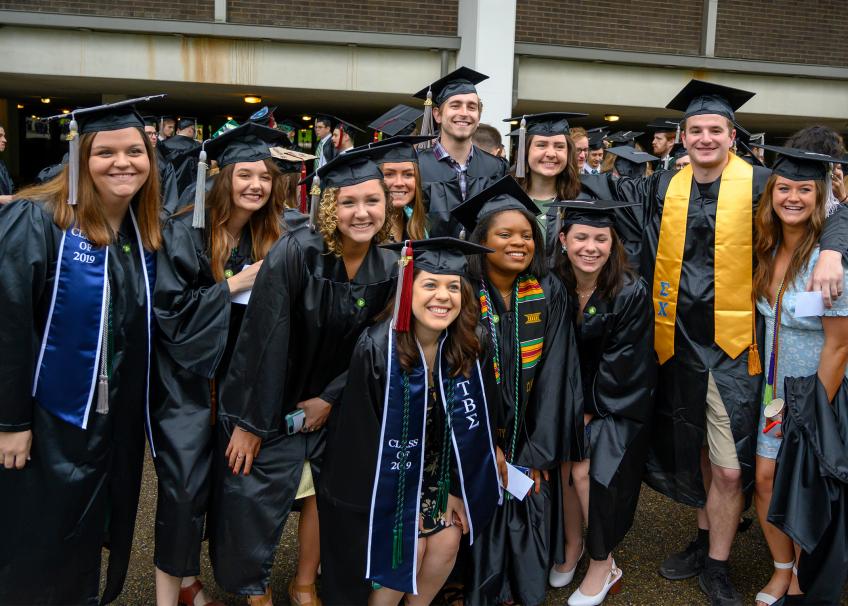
left=419, top=89, right=434, bottom=150
left=748, top=343, right=762, bottom=376
left=515, top=117, right=527, bottom=179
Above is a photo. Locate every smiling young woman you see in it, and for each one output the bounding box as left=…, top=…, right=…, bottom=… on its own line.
left=0, top=102, right=161, bottom=606
left=209, top=145, right=399, bottom=606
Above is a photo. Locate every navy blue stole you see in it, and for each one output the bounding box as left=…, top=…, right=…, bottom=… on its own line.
left=367, top=331, right=501, bottom=594
left=32, top=210, right=157, bottom=452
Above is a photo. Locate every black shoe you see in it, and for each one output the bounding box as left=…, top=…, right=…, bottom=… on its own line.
left=658, top=539, right=707, bottom=580
left=698, top=563, right=742, bottom=606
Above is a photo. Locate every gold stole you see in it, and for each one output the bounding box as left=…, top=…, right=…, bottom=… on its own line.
left=653, top=153, right=753, bottom=364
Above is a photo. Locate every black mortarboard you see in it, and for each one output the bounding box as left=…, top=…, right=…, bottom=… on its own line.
left=647, top=118, right=680, bottom=132
left=176, top=116, right=197, bottom=130
left=369, top=104, right=423, bottom=137
left=381, top=237, right=492, bottom=277
left=142, top=115, right=158, bottom=128
left=606, top=145, right=659, bottom=178
left=278, top=118, right=298, bottom=132
left=753, top=144, right=846, bottom=182
left=587, top=132, right=606, bottom=150
left=159, top=114, right=176, bottom=121
left=316, top=114, right=365, bottom=134
left=666, top=79, right=755, bottom=121
left=606, top=131, right=643, bottom=145
left=248, top=105, right=277, bottom=127
left=44, top=94, right=166, bottom=205
left=548, top=198, right=638, bottom=229
left=269, top=147, right=316, bottom=174
left=586, top=126, right=608, bottom=135
left=413, top=66, right=488, bottom=106
left=670, top=142, right=688, bottom=160
left=504, top=112, right=588, bottom=137
left=201, top=122, right=288, bottom=168
left=367, top=135, right=435, bottom=164
left=308, top=143, right=387, bottom=189
left=451, top=175, right=542, bottom=236
left=734, top=123, right=765, bottom=167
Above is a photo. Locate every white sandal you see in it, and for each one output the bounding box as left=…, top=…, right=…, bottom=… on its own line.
left=754, top=560, right=794, bottom=606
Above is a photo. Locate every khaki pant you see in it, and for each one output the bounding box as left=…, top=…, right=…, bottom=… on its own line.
left=704, top=372, right=740, bottom=470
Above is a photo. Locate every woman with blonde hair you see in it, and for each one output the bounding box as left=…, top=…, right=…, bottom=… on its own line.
left=0, top=100, right=161, bottom=606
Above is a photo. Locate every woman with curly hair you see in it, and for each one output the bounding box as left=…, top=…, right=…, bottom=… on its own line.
left=209, top=144, right=400, bottom=606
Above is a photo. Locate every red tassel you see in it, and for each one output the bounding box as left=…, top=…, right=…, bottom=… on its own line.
left=299, top=162, right=308, bottom=213
left=395, top=241, right=414, bottom=332
left=336, top=125, right=344, bottom=150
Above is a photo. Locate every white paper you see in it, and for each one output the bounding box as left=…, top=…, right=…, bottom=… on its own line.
left=795, top=291, right=825, bottom=318
left=231, top=264, right=252, bottom=305
left=505, top=463, right=535, bottom=501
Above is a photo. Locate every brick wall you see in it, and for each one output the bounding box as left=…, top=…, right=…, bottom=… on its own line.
left=715, top=0, right=848, bottom=67
left=228, top=0, right=458, bottom=35
left=0, top=0, right=213, bottom=21
left=516, top=0, right=703, bottom=55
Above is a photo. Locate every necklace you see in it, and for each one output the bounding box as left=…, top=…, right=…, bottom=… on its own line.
left=576, top=285, right=596, bottom=299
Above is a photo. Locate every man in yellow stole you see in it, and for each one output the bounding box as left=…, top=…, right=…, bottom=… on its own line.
left=608, top=80, right=848, bottom=606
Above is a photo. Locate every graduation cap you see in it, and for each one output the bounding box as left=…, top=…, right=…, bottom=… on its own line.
left=753, top=144, right=846, bottom=182
left=606, top=145, right=658, bottom=178
left=191, top=122, right=289, bottom=228
left=369, top=104, right=423, bottom=137
left=269, top=147, right=316, bottom=174
left=142, top=115, right=159, bottom=129
left=176, top=116, right=198, bottom=130
left=670, top=142, right=688, bottom=160
left=734, top=123, right=765, bottom=167
left=503, top=112, right=589, bottom=178
left=381, top=237, right=492, bottom=331
left=606, top=131, right=643, bottom=145
left=548, top=198, right=638, bottom=230
left=413, top=66, right=488, bottom=145
left=666, top=79, right=755, bottom=121
left=277, top=118, right=299, bottom=133
left=451, top=175, right=542, bottom=239
left=588, top=131, right=606, bottom=150
left=366, top=135, right=435, bottom=164
left=316, top=114, right=364, bottom=150
left=647, top=118, right=680, bottom=132
left=43, top=94, right=166, bottom=206
left=248, top=105, right=277, bottom=128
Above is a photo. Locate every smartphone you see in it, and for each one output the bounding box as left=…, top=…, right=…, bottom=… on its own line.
left=513, top=464, right=531, bottom=477
left=285, top=409, right=305, bottom=435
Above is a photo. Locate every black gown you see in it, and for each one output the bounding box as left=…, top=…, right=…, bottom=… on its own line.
left=570, top=276, right=656, bottom=560
left=468, top=273, right=583, bottom=606
left=768, top=375, right=848, bottom=605
left=150, top=211, right=265, bottom=578
left=157, top=152, right=181, bottom=216
left=319, top=320, right=501, bottom=604
left=418, top=144, right=508, bottom=238
left=0, top=158, right=14, bottom=195
left=209, top=227, right=397, bottom=595
left=159, top=134, right=201, bottom=195
left=0, top=200, right=152, bottom=605
left=612, top=168, right=848, bottom=507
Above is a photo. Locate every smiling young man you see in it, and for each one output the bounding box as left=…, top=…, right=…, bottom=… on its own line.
left=413, top=67, right=508, bottom=237
left=610, top=80, right=848, bottom=606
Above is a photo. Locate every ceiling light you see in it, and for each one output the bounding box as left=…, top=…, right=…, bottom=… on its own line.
left=604, top=114, right=620, bottom=122
left=510, top=120, right=519, bottom=125
left=301, top=115, right=311, bottom=121
left=226, top=116, right=234, bottom=120
left=16, top=104, right=24, bottom=109
left=243, top=95, right=262, bottom=104
left=40, top=97, right=51, bottom=104
left=61, top=109, right=71, bottom=114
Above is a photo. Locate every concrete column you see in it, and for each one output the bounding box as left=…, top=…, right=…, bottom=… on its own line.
left=457, top=0, right=516, bottom=148
left=701, top=0, right=718, bottom=57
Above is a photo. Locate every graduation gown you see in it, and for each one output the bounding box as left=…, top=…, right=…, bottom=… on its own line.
left=572, top=276, right=656, bottom=559
left=469, top=273, right=583, bottom=606
left=0, top=158, right=14, bottom=195
left=0, top=200, right=152, bottom=605
left=612, top=168, right=848, bottom=507
left=768, top=375, right=848, bottom=605
left=158, top=153, right=181, bottom=216
left=318, top=320, right=501, bottom=604
left=209, top=228, right=397, bottom=595
left=418, top=144, right=508, bottom=238
left=150, top=211, right=263, bottom=577
left=159, top=135, right=201, bottom=195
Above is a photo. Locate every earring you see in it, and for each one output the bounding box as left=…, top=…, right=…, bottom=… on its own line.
left=561, top=244, right=567, bottom=253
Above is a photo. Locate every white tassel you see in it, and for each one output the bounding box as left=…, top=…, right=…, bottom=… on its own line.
left=96, top=375, right=109, bottom=414
left=68, top=118, right=79, bottom=205
left=419, top=89, right=434, bottom=150
left=96, top=278, right=110, bottom=415
left=309, top=175, right=321, bottom=232
left=192, top=148, right=208, bottom=229
left=515, top=117, right=527, bottom=179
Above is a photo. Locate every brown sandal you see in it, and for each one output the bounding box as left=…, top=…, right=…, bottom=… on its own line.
left=178, top=580, right=225, bottom=606
left=288, top=578, right=322, bottom=606
left=246, top=588, right=273, bottom=606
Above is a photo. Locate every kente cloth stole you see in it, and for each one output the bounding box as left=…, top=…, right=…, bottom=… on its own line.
left=653, top=153, right=753, bottom=364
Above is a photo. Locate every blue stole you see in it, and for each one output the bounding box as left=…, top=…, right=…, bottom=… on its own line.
left=367, top=331, right=501, bottom=594
left=32, top=210, right=157, bottom=453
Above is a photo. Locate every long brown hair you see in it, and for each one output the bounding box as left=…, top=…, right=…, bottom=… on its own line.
left=379, top=272, right=482, bottom=377
left=318, top=181, right=393, bottom=257
left=14, top=128, right=162, bottom=250
left=277, top=171, right=300, bottom=209
left=753, top=174, right=827, bottom=298
left=553, top=225, right=633, bottom=302
left=513, top=134, right=581, bottom=200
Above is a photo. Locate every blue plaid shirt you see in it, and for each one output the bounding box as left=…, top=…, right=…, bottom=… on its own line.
left=432, top=140, right=474, bottom=200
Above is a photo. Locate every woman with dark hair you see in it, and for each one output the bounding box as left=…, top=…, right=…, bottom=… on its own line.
left=320, top=238, right=505, bottom=605
left=0, top=100, right=161, bottom=605
left=452, top=176, right=583, bottom=606
left=549, top=199, right=655, bottom=606
left=209, top=144, right=401, bottom=606
left=151, top=123, right=290, bottom=606
left=784, top=125, right=848, bottom=206
left=751, top=146, right=848, bottom=606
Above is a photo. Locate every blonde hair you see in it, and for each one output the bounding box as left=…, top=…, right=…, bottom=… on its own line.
left=318, top=183, right=393, bottom=256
